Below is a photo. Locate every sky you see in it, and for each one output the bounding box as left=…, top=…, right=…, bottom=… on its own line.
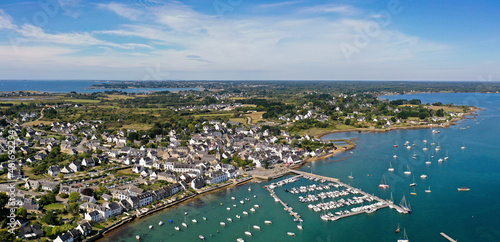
left=0, top=0, right=499, bottom=81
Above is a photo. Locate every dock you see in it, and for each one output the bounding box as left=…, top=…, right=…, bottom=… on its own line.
left=266, top=169, right=410, bottom=223
left=440, top=232, right=457, bottom=242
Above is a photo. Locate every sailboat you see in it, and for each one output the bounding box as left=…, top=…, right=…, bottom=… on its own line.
left=404, top=165, right=411, bottom=175
left=444, top=150, right=449, bottom=160
left=245, top=225, right=252, bottom=236
left=461, top=143, right=466, bottom=149
left=378, top=175, right=389, bottom=189
left=297, top=220, right=303, bottom=230
left=388, top=161, right=394, bottom=172
left=425, top=186, right=431, bottom=193
left=395, top=223, right=400, bottom=233
left=399, top=195, right=412, bottom=213
left=410, top=187, right=417, bottom=196
left=409, top=175, right=416, bottom=187
left=393, top=141, right=399, bottom=147
left=397, top=228, right=409, bottom=242
left=248, top=186, right=252, bottom=192
left=348, top=172, right=353, bottom=179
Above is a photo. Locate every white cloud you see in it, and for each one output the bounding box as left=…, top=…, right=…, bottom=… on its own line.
left=0, top=9, right=16, bottom=29
left=98, top=2, right=143, bottom=20
left=300, top=4, right=361, bottom=15
left=257, top=1, right=304, bottom=9
left=57, top=0, right=83, bottom=18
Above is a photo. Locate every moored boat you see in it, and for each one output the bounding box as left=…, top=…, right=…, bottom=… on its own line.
left=182, top=222, right=188, bottom=227
left=379, top=175, right=389, bottom=189
left=264, top=220, right=272, bottom=224
left=175, top=226, right=180, bottom=231
left=159, top=221, right=163, bottom=226
left=287, top=232, right=296, bottom=236
left=458, top=187, right=470, bottom=191
left=199, top=235, right=205, bottom=240
left=253, top=225, right=261, bottom=230
left=220, top=222, right=226, bottom=226
left=149, top=225, right=153, bottom=229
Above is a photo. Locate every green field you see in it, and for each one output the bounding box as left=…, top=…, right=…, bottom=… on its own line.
left=44, top=203, right=65, bottom=210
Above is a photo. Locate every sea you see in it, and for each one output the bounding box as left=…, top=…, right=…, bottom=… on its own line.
left=99, top=92, right=500, bottom=242
left=0, top=80, right=199, bottom=93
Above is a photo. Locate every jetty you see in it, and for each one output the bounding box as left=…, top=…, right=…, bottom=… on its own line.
left=440, top=232, right=457, bottom=242
left=265, top=169, right=410, bottom=223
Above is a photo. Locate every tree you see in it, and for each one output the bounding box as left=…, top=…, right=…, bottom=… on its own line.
left=57, top=173, right=64, bottom=180
left=16, top=207, right=27, bottom=218
left=42, top=211, right=58, bottom=225
left=0, top=192, right=8, bottom=208
left=68, top=192, right=80, bottom=203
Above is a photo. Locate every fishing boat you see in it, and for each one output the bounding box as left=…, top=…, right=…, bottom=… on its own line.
left=409, top=175, right=417, bottom=187
left=182, top=222, right=188, bottom=227
left=192, top=219, right=198, bottom=223
left=264, top=220, right=272, bottom=224
left=395, top=223, right=400, bottom=233
left=420, top=174, right=427, bottom=179
left=149, top=225, right=153, bottom=229
left=199, top=235, right=205, bottom=240
left=220, top=222, right=226, bottom=226
left=348, top=172, right=353, bottom=179
left=379, top=175, right=389, bottom=189
left=159, top=221, right=164, bottom=226
left=175, top=226, right=180, bottom=231
left=253, top=225, right=261, bottom=230
left=425, top=186, right=431, bottom=193
left=458, top=187, right=470, bottom=191
left=388, top=161, right=394, bottom=172
left=287, top=232, right=296, bottom=236
left=397, top=228, right=409, bottom=242
left=404, top=165, right=411, bottom=175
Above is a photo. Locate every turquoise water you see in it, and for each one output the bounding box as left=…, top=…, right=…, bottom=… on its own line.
left=103, top=93, right=500, bottom=241
left=0, top=80, right=200, bottom=93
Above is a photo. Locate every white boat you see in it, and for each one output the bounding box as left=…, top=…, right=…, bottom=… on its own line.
left=420, top=174, right=427, bottom=179
left=379, top=175, right=389, bottom=189
left=245, top=231, right=252, bottom=236
left=237, top=238, right=245, bottom=242
left=243, top=211, right=248, bottom=215
left=254, top=204, right=259, bottom=208
left=409, top=175, right=417, bottom=187
left=423, top=147, right=428, bottom=151
left=175, top=226, right=180, bottom=231
left=461, top=145, right=466, bottom=150
left=240, top=200, right=244, bottom=204
left=231, top=197, right=235, bottom=200
left=264, top=220, right=272, bottom=224
left=203, top=217, right=207, bottom=221
left=199, top=235, right=205, bottom=240
left=438, top=158, right=443, bottom=162
left=397, top=228, right=409, bottom=242
left=425, top=186, right=432, bottom=193
left=348, top=172, right=353, bottom=179
left=287, top=232, right=296, bottom=236
left=227, top=218, right=232, bottom=222
left=233, top=204, right=237, bottom=207
left=192, top=219, right=198, bottom=223
left=404, top=165, right=411, bottom=175
left=227, top=207, right=231, bottom=211
left=444, top=151, right=449, bottom=160
left=406, top=145, right=411, bottom=149
left=250, top=208, right=256, bottom=212
left=253, top=225, right=261, bottom=230
left=425, top=160, right=431, bottom=165
left=393, top=155, right=398, bottom=158
left=297, top=224, right=303, bottom=230
left=149, top=225, right=153, bottom=229
left=235, top=215, right=240, bottom=219
left=388, top=162, right=394, bottom=172
left=182, top=222, right=188, bottom=227
left=136, top=235, right=140, bottom=240
left=220, top=222, right=226, bottom=226
left=248, top=187, right=252, bottom=192
left=159, top=221, right=164, bottom=226
left=423, top=139, right=427, bottom=143
left=432, top=129, right=440, bottom=133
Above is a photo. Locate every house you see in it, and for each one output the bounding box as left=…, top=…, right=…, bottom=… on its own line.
left=18, top=224, right=43, bottom=240
left=8, top=170, right=25, bottom=180
left=22, top=198, right=40, bottom=211
left=68, top=161, right=81, bottom=172
left=82, top=157, right=95, bottom=167
left=80, top=195, right=97, bottom=204
left=84, top=211, right=100, bottom=222
left=76, top=222, right=93, bottom=236
left=61, top=166, right=73, bottom=174
left=191, top=177, right=205, bottom=189
left=137, top=192, right=154, bottom=207
left=40, top=181, right=58, bottom=191
left=48, top=166, right=60, bottom=176
left=25, top=180, right=40, bottom=190
left=101, top=194, right=112, bottom=201
left=205, top=171, right=228, bottom=185
left=54, top=231, right=74, bottom=242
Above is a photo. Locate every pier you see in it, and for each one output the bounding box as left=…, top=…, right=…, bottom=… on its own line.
left=265, top=169, right=410, bottom=223
left=440, top=232, right=457, bottom=242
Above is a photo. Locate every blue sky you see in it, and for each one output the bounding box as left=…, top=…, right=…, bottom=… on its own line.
left=0, top=0, right=499, bottom=81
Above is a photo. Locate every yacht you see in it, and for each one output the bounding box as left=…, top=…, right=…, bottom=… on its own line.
left=425, top=186, right=431, bottom=193
left=250, top=208, right=256, bottom=212
left=192, top=219, right=198, bottom=223
left=404, top=165, right=411, bottom=175
left=438, top=158, right=443, bottom=162
left=348, top=172, right=354, bottom=179
left=253, top=225, right=261, bottom=230
left=461, top=145, right=466, bottom=150
left=240, top=200, right=245, bottom=204
left=425, top=160, right=431, bottom=165
left=264, top=220, right=272, bottom=224
left=236, top=215, right=241, bottom=219
left=182, top=222, right=188, bottom=228
left=254, top=204, right=259, bottom=208
left=245, top=231, right=252, bottom=236
left=406, top=145, right=411, bottom=149
left=458, top=187, right=470, bottom=191
left=393, top=155, right=398, bottom=158
left=237, top=238, right=245, bottom=242
left=297, top=224, right=303, bottom=230
left=410, top=187, right=417, bottom=196
left=423, top=147, right=428, bottom=151
left=409, top=175, right=417, bottom=187
left=287, top=232, right=296, bottom=236
left=397, top=228, right=409, bottom=242
left=199, top=235, right=205, bottom=240
left=203, top=217, right=207, bottom=221
left=243, top=211, right=248, bottom=215
left=231, top=197, right=235, bottom=200
left=227, top=218, right=232, bottom=222
left=220, top=222, right=226, bottom=226
left=175, top=226, right=180, bottom=231
left=227, top=207, right=231, bottom=211
left=149, top=225, right=153, bottom=229
left=159, top=221, right=164, bottom=226
left=379, top=175, right=389, bottom=189
left=136, top=235, right=140, bottom=240
left=388, top=162, right=394, bottom=172
left=444, top=151, right=449, bottom=160
left=420, top=174, right=427, bottom=179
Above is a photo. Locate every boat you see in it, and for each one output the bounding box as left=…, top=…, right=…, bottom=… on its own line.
left=410, top=187, right=417, bottom=196
left=404, top=165, right=411, bottom=175
left=169, top=219, right=173, bottom=223
left=253, top=225, right=261, bottom=230
left=231, top=197, right=235, bottom=200
left=397, top=228, right=409, bottom=242
left=423, top=139, right=427, bottom=143
left=379, top=175, right=389, bottom=189
left=236, top=238, right=245, bottom=242
left=254, top=204, right=259, bottom=208
left=175, top=226, right=180, bottom=231
left=395, top=223, right=400, bottom=233
left=420, top=174, right=427, bottom=179
left=444, top=151, right=449, bottom=160
left=423, top=146, right=428, bottom=151
left=220, top=222, right=226, bottom=226
left=192, top=219, right=198, bottom=223
left=136, top=235, right=141, bottom=240
left=297, top=221, right=303, bottom=230
left=240, top=200, right=244, bottom=204
left=199, top=235, right=205, bottom=240
left=458, top=187, right=470, bottom=191
left=182, top=222, right=188, bottom=227
left=248, top=187, right=252, bottom=192
left=425, top=160, right=431, bottom=165
left=399, top=195, right=412, bottom=213
left=406, top=145, right=411, bottom=149
left=243, top=211, right=248, bottom=215
left=236, top=215, right=241, bottom=219
left=287, top=232, right=296, bottom=236
left=425, top=186, right=431, bottom=193
left=432, top=129, right=440, bottom=133
left=348, top=172, right=353, bottom=179
left=203, top=217, right=207, bottom=221
left=149, top=225, right=153, bottom=229
left=227, top=218, right=232, bottom=222
left=461, top=145, right=466, bottom=150
left=388, top=161, right=394, bottom=172
left=245, top=231, right=252, bottom=236
left=264, top=220, right=272, bottom=224
left=227, top=207, right=231, bottom=211
left=438, top=158, right=443, bottom=162
left=250, top=208, right=256, bottom=212
left=393, top=141, right=399, bottom=147
left=409, top=175, right=417, bottom=187
left=159, top=221, right=164, bottom=226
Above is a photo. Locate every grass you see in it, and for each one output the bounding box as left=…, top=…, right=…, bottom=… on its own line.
left=193, top=112, right=234, bottom=117
left=247, top=111, right=265, bottom=124
left=426, top=105, right=463, bottom=112
left=44, top=203, right=65, bottom=210
left=116, top=168, right=140, bottom=178
left=229, top=118, right=247, bottom=124
left=24, top=120, right=53, bottom=126
left=121, top=123, right=153, bottom=131
left=297, top=124, right=356, bottom=136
